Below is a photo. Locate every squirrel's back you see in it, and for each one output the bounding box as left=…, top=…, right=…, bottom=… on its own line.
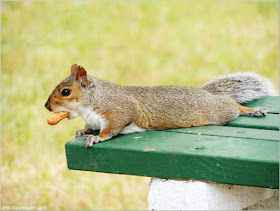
left=121, top=85, right=240, bottom=129
left=83, top=72, right=275, bottom=130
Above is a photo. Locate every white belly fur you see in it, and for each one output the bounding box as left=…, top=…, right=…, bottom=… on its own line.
left=79, top=107, right=107, bottom=130
left=120, top=122, right=146, bottom=134
left=79, top=107, right=146, bottom=134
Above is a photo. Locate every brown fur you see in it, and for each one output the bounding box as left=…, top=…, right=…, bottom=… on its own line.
left=238, top=105, right=255, bottom=115
left=60, top=85, right=82, bottom=102
left=45, top=82, right=83, bottom=111
left=98, top=111, right=131, bottom=140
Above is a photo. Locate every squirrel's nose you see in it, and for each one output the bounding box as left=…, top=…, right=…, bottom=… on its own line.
left=45, top=101, right=52, bottom=112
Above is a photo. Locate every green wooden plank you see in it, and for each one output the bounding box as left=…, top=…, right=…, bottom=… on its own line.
left=243, top=96, right=279, bottom=114
left=227, top=114, right=279, bottom=130
left=165, top=125, right=279, bottom=142
left=66, top=131, right=279, bottom=188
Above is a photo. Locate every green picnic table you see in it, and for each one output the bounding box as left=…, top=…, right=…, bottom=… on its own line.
left=65, top=96, right=279, bottom=188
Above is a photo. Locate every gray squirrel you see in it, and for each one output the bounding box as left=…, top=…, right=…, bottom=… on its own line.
left=45, top=64, right=275, bottom=147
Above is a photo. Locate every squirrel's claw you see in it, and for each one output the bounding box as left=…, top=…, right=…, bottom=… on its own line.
left=85, top=135, right=101, bottom=148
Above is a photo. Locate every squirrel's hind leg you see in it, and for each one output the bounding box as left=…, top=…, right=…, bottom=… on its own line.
left=238, top=105, right=268, bottom=117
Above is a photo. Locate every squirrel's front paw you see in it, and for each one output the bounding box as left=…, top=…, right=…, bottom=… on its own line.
left=76, top=130, right=83, bottom=138
left=76, top=128, right=93, bottom=138
left=84, top=135, right=101, bottom=148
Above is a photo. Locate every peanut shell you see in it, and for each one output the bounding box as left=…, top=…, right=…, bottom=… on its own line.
left=47, top=111, right=69, bottom=125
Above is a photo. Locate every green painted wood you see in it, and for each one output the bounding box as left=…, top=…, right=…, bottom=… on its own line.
left=227, top=114, right=279, bottom=130
left=242, top=96, right=279, bottom=114
left=165, top=125, right=279, bottom=142
left=66, top=131, right=279, bottom=188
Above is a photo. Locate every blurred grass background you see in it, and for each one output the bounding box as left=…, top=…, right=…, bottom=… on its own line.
left=1, top=1, right=279, bottom=210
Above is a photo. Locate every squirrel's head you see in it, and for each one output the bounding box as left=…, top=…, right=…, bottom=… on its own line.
left=45, top=64, right=89, bottom=119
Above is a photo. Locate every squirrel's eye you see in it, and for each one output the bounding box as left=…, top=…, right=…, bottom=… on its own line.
left=61, top=89, right=71, bottom=97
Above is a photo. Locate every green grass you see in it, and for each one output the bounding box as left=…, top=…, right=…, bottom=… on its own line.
left=1, top=1, right=279, bottom=210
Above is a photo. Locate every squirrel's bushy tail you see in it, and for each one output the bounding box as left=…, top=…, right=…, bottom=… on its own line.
left=202, top=72, right=276, bottom=104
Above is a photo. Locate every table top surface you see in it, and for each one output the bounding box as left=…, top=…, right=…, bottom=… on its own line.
left=65, top=96, right=279, bottom=188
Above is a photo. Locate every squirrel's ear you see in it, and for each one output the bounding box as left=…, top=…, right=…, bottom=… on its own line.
left=76, top=66, right=89, bottom=87
left=71, top=64, right=78, bottom=75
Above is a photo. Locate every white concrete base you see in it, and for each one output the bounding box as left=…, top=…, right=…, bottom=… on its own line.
left=148, top=178, right=279, bottom=210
